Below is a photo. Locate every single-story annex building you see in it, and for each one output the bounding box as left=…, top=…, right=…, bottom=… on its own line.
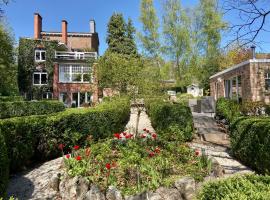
left=210, top=58, right=270, bottom=104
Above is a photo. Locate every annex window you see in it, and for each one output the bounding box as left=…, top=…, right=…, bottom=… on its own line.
left=59, top=64, right=92, bottom=83
left=33, top=72, right=47, bottom=85
left=265, top=70, right=270, bottom=90
left=35, top=50, right=46, bottom=62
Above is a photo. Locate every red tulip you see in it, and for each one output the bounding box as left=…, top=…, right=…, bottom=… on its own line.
left=74, top=145, right=80, bottom=150
left=65, top=154, right=70, bottom=159
left=75, top=155, right=82, bottom=161
left=154, top=147, right=160, bottom=154
left=148, top=152, right=155, bottom=157
left=152, top=133, right=157, bottom=139
left=106, top=163, right=111, bottom=170
left=195, top=149, right=200, bottom=156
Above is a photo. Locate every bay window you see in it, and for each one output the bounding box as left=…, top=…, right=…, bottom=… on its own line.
left=59, top=64, right=92, bottom=83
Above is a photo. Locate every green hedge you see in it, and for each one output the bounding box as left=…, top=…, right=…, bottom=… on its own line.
left=230, top=117, right=270, bottom=174
left=0, top=130, right=9, bottom=198
left=197, top=174, right=270, bottom=200
left=0, top=96, right=23, bottom=102
left=0, top=98, right=130, bottom=172
left=0, top=100, right=65, bottom=119
left=216, top=98, right=241, bottom=123
left=145, top=98, right=193, bottom=141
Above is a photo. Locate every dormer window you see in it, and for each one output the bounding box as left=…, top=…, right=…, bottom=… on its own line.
left=35, top=50, right=46, bottom=62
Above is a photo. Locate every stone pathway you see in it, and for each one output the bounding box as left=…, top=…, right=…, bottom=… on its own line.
left=7, top=157, right=63, bottom=200
left=190, top=112, right=253, bottom=177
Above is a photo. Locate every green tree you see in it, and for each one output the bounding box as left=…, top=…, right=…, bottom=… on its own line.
left=138, top=0, right=160, bottom=59
left=0, top=23, right=18, bottom=96
left=125, top=18, right=138, bottom=57
left=162, top=0, right=191, bottom=85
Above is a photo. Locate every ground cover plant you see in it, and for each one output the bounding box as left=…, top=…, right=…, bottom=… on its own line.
left=62, top=129, right=211, bottom=196
left=197, top=174, right=270, bottom=200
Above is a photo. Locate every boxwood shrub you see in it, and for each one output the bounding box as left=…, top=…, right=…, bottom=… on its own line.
left=0, top=100, right=65, bottom=119
left=216, top=97, right=241, bottom=123
left=0, top=98, right=130, bottom=172
left=197, top=174, right=270, bottom=200
left=230, top=117, right=270, bottom=174
left=145, top=99, right=193, bottom=141
left=0, top=131, right=9, bottom=198
left=0, top=96, right=23, bottom=102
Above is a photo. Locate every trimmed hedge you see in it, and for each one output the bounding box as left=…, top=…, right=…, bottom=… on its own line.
left=145, top=98, right=193, bottom=141
left=0, top=100, right=65, bottom=119
left=216, top=97, right=241, bottom=123
left=0, top=98, right=130, bottom=172
left=230, top=117, right=270, bottom=174
left=0, top=96, right=23, bottom=102
left=197, top=174, right=270, bottom=200
left=0, top=130, right=9, bottom=198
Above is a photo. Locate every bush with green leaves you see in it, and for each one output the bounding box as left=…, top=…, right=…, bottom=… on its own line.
left=145, top=99, right=193, bottom=141
left=197, top=174, right=270, bottom=200
left=216, top=97, right=241, bottom=123
left=0, top=131, right=9, bottom=198
left=0, top=96, right=23, bottom=102
left=0, top=98, right=130, bottom=172
left=63, top=130, right=210, bottom=196
left=0, top=100, right=65, bottom=119
left=230, top=117, right=270, bottom=174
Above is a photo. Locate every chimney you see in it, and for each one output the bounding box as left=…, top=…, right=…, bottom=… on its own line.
left=62, top=20, right=68, bottom=45
left=34, top=13, right=42, bottom=39
left=90, top=20, right=96, bottom=33
left=251, top=45, right=256, bottom=59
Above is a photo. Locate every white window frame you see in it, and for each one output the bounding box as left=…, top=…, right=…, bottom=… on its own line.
left=33, top=72, right=48, bottom=85
left=35, top=50, right=46, bottom=62
left=71, top=92, right=92, bottom=107
left=265, top=71, right=270, bottom=91
left=59, top=64, right=92, bottom=83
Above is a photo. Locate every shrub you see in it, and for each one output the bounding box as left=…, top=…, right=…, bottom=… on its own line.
left=0, top=100, right=65, bottom=119
left=145, top=100, right=193, bottom=141
left=216, top=98, right=241, bottom=123
left=230, top=117, right=270, bottom=174
left=0, top=98, right=130, bottom=172
left=197, top=174, right=270, bottom=200
left=0, top=131, right=9, bottom=198
left=0, top=96, right=23, bottom=102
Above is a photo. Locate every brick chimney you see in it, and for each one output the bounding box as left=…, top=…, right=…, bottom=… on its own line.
left=34, top=13, right=42, bottom=39
left=90, top=20, right=96, bottom=33
left=61, top=20, right=68, bottom=45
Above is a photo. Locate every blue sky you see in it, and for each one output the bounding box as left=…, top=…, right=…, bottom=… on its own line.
left=2, top=0, right=270, bottom=54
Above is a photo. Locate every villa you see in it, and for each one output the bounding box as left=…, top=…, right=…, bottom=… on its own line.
left=18, top=13, right=99, bottom=107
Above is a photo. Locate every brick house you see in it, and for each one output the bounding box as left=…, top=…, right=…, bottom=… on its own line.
left=210, top=50, right=270, bottom=104
left=18, top=13, right=99, bottom=107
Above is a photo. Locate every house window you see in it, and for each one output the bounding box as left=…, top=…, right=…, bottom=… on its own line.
left=265, top=70, right=270, bottom=90
left=59, top=64, right=92, bottom=83
left=71, top=92, right=92, bottom=107
left=33, top=72, right=47, bottom=85
left=35, top=50, right=46, bottom=62
left=42, top=92, right=52, bottom=99
left=224, top=76, right=242, bottom=102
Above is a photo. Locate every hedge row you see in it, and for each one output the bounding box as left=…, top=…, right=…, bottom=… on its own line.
left=216, top=97, right=241, bottom=123
left=230, top=117, right=270, bottom=174
left=0, top=98, right=130, bottom=172
left=0, top=130, right=9, bottom=197
left=197, top=174, right=270, bottom=200
left=0, top=96, right=24, bottom=102
left=0, top=100, right=65, bottom=119
left=145, top=98, right=193, bottom=141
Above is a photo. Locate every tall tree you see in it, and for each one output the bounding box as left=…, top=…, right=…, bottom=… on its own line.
left=125, top=18, right=138, bottom=57
left=162, top=0, right=191, bottom=85
left=138, top=0, right=160, bottom=59
left=106, top=13, right=127, bottom=54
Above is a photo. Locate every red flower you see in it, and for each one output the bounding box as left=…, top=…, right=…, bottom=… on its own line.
left=75, top=155, right=82, bottom=161
left=58, top=143, right=65, bottom=150
left=195, top=149, right=200, bottom=156
left=148, top=152, right=155, bottom=158
left=106, top=163, right=111, bottom=170
left=140, top=134, right=146, bottom=138
left=154, top=147, right=160, bottom=154
left=146, top=130, right=150, bottom=133
left=143, top=128, right=147, bottom=131
left=74, top=145, right=80, bottom=150
left=123, top=132, right=127, bottom=136
left=85, top=147, right=91, bottom=157
left=152, top=133, right=157, bottom=139
left=65, top=154, right=70, bottom=159
left=114, top=133, right=121, bottom=139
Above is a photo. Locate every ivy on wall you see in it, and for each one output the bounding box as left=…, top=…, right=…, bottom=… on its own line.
left=18, top=38, right=66, bottom=100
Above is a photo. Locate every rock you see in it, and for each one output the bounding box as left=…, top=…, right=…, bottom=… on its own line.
left=125, top=192, right=147, bottom=200
left=211, top=158, right=224, bottom=177
left=156, top=187, right=182, bottom=200
left=83, top=185, right=105, bottom=200
left=50, top=173, right=60, bottom=191
left=174, top=177, right=195, bottom=200
left=106, top=185, right=123, bottom=200
left=146, top=192, right=163, bottom=200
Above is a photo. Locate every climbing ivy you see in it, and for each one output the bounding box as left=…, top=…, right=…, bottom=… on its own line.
left=18, top=38, right=66, bottom=100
